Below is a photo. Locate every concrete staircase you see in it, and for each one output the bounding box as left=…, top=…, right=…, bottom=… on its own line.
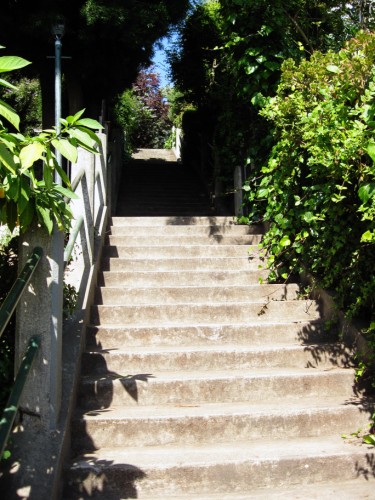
left=63, top=152, right=374, bottom=499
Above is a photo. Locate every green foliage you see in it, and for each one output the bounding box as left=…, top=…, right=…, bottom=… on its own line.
left=244, top=32, right=375, bottom=324
left=115, top=68, right=171, bottom=150
left=0, top=49, right=103, bottom=234
left=63, top=283, right=79, bottom=319
left=0, top=76, right=42, bottom=135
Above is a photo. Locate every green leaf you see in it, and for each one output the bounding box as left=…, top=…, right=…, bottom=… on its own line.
left=0, top=78, right=17, bottom=90
left=367, top=142, right=375, bottom=163
left=358, top=183, right=375, bottom=203
left=302, top=212, right=315, bottom=223
left=66, top=108, right=86, bottom=124
left=76, top=118, right=103, bottom=130
left=363, top=434, right=375, bottom=446
left=360, top=230, right=374, bottom=243
left=53, top=185, right=78, bottom=199
left=67, top=127, right=97, bottom=149
left=0, top=143, right=17, bottom=173
left=19, top=201, right=34, bottom=232
left=0, top=99, right=20, bottom=129
left=52, top=139, right=78, bottom=163
left=257, top=188, right=269, bottom=198
left=326, top=64, right=339, bottom=73
left=36, top=204, right=53, bottom=234
left=279, top=235, right=291, bottom=247
left=20, top=142, right=45, bottom=169
left=55, top=163, right=71, bottom=187
left=0, top=56, right=31, bottom=73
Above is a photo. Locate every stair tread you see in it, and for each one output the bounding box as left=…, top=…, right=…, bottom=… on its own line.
left=84, top=342, right=348, bottom=355
left=80, top=366, right=355, bottom=381
left=74, top=396, right=368, bottom=421
left=139, top=479, right=374, bottom=499
left=68, top=435, right=371, bottom=468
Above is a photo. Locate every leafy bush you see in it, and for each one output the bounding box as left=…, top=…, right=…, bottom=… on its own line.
left=243, top=31, right=375, bottom=323
left=115, top=68, right=171, bottom=151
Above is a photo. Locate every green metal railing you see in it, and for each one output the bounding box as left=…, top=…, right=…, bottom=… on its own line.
left=0, top=246, right=43, bottom=458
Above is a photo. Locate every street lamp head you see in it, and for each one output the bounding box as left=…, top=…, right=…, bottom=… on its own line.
left=52, top=21, right=65, bottom=39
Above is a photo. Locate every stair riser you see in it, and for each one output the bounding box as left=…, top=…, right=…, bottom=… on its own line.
left=64, top=451, right=373, bottom=499
left=95, top=284, right=300, bottom=305
left=101, top=258, right=262, bottom=272
left=109, top=225, right=263, bottom=236
left=106, top=235, right=263, bottom=246
left=78, top=372, right=356, bottom=409
left=99, top=270, right=268, bottom=287
left=103, top=245, right=260, bottom=259
left=81, top=345, right=353, bottom=374
left=71, top=406, right=369, bottom=451
left=91, top=301, right=320, bottom=326
left=109, top=216, right=240, bottom=226
left=86, top=322, right=328, bottom=349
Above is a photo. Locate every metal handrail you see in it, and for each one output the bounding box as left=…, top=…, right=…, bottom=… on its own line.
left=0, top=336, right=40, bottom=458
left=0, top=246, right=43, bottom=457
left=0, top=247, right=43, bottom=339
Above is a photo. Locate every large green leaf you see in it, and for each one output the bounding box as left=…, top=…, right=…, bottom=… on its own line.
left=0, top=100, right=20, bottom=130
left=68, top=127, right=97, bottom=149
left=53, top=184, right=78, bottom=199
left=76, top=118, right=103, bottom=130
left=52, top=139, right=78, bottom=163
left=20, top=142, right=45, bottom=170
left=0, top=56, right=31, bottom=73
left=0, top=142, right=17, bottom=173
left=36, top=203, right=53, bottom=234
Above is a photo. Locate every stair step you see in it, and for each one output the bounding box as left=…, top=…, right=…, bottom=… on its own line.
left=138, top=480, right=375, bottom=500
left=81, top=343, right=353, bottom=374
left=109, top=216, right=238, bottom=226
left=95, top=284, right=300, bottom=305
left=106, top=234, right=263, bottom=246
left=64, top=437, right=375, bottom=498
left=86, top=321, right=329, bottom=349
left=108, top=224, right=263, bottom=236
left=103, top=244, right=260, bottom=258
left=78, top=368, right=357, bottom=409
left=99, top=269, right=268, bottom=287
left=72, top=398, right=371, bottom=451
left=91, top=300, right=320, bottom=326
left=101, top=256, right=262, bottom=271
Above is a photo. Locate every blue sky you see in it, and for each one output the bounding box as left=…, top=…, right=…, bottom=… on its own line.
left=151, top=36, right=175, bottom=88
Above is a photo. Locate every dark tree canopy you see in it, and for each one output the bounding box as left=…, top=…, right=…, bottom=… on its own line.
left=1, top=0, right=190, bottom=121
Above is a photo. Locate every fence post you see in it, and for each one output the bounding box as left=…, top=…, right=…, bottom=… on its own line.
left=75, top=148, right=95, bottom=265
left=15, top=224, right=64, bottom=429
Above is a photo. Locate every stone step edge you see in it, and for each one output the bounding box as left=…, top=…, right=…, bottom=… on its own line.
left=83, top=341, right=350, bottom=356
left=66, top=435, right=372, bottom=469
left=85, top=318, right=325, bottom=330
left=80, top=366, right=356, bottom=384
left=136, top=479, right=374, bottom=500
left=73, top=396, right=370, bottom=422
